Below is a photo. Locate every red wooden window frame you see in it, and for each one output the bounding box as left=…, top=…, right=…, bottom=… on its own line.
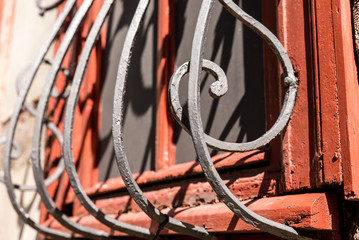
left=39, top=0, right=358, bottom=238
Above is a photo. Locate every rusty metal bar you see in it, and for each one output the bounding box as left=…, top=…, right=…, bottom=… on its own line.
left=3, top=64, right=66, bottom=191
left=170, top=2, right=298, bottom=152
left=2, top=0, right=76, bottom=238
left=111, top=0, right=216, bottom=239
left=182, top=0, right=313, bottom=239
left=61, top=0, right=153, bottom=238
left=30, top=0, right=112, bottom=239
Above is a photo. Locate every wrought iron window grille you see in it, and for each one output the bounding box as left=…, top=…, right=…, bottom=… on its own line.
left=1, top=1, right=315, bottom=239
left=36, top=0, right=66, bottom=16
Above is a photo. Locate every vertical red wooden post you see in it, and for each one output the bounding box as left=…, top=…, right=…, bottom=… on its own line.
left=262, top=0, right=282, bottom=172
left=333, top=0, right=359, bottom=200
left=277, top=0, right=313, bottom=192
left=277, top=0, right=345, bottom=192
left=155, top=0, right=176, bottom=170
left=311, top=0, right=342, bottom=185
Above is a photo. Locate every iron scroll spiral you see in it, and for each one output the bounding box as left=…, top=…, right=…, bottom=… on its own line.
left=177, top=0, right=314, bottom=239
left=2, top=0, right=76, bottom=238
left=111, top=0, right=215, bottom=239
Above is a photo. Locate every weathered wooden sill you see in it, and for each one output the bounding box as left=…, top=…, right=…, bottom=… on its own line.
left=45, top=193, right=339, bottom=238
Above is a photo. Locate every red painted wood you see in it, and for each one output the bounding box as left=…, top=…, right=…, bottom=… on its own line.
left=262, top=0, right=282, bottom=172
left=307, top=0, right=324, bottom=186
left=41, top=0, right=106, bottom=220
left=41, top=1, right=75, bottom=223
left=68, top=150, right=266, bottom=203
left=275, top=0, right=357, bottom=192
left=44, top=193, right=339, bottom=237
left=37, top=0, right=349, bottom=237
left=71, top=0, right=104, bottom=215
left=277, top=0, right=313, bottom=192
left=75, top=169, right=279, bottom=216
left=155, top=0, right=176, bottom=170
left=276, top=0, right=345, bottom=191
left=332, top=0, right=359, bottom=199
left=312, top=0, right=342, bottom=185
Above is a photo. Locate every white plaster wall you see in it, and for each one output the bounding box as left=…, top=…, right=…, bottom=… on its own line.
left=0, top=1, right=56, bottom=239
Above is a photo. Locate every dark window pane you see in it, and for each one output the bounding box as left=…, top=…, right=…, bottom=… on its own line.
left=174, top=0, right=265, bottom=164
left=98, top=0, right=156, bottom=181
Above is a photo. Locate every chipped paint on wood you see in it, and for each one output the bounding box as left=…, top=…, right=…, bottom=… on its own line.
left=74, top=170, right=278, bottom=216
left=44, top=193, right=339, bottom=237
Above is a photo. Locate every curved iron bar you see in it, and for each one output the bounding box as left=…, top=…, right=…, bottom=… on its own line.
left=36, top=0, right=66, bottom=16
left=111, top=0, right=216, bottom=239
left=0, top=124, right=64, bottom=191
left=2, top=0, right=76, bottom=238
left=0, top=137, right=21, bottom=159
left=169, top=59, right=238, bottom=152
left=16, top=64, right=70, bottom=113
left=185, top=0, right=314, bottom=239
left=30, top=0, right=110, bottom=238
left=16, top=65, right=40, bottom=116
left=51, top=85, right=71, bottom=98
left=62, top=0, right=153, bottom=238
left=170, top=0, right=300, bottom=152
left=40, top=59, right=72, bottom=98
left=0, top=65, right=67, bottom=191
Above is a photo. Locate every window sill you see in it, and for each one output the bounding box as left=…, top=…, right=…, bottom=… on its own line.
left=65, top=149, right=268, bottom=204
left=46, top=193, right=338, bottom=237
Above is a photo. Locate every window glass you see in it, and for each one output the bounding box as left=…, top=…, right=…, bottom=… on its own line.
left=98, top=0, right=156, bottom=180
left=174, top=0, right=265, bottom=163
